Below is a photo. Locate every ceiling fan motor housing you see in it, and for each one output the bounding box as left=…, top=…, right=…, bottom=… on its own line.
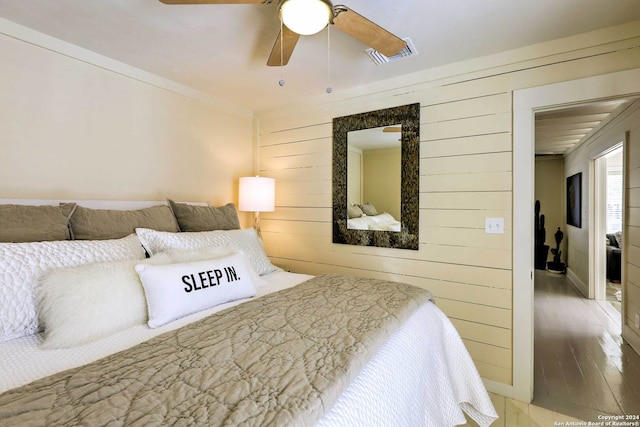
left=278, top=0, right=334, bottom=35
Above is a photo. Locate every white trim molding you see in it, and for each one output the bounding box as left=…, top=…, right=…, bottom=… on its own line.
left=0, top=17, right=252, bottom=118
left=566, top=267, right=588, bottom=298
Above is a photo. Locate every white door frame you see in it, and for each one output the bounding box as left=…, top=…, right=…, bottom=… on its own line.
left=591, top=143, right=624, bottom=302
left=512, top=68, right=640, bottom=402
left=591, top=154, right=608, bottom=301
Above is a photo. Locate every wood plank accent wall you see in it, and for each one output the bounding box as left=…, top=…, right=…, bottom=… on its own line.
left=256, top=22, right=640, bottom=387
left=625, top=109, right=640, bottom=351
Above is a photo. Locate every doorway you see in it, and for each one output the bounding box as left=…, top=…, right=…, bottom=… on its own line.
left=512, top=68, right=640, bottom=403
left=531, top=106, right=640, bottom=419
left=593, top=145, right=623, bottom=319
left=531, top=111, right=628, bottom=418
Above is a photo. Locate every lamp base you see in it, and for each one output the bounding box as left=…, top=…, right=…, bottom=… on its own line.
left=254, top=211, right=262, bottom=238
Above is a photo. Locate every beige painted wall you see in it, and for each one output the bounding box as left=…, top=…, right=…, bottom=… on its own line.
left=363, top=147, right=401, bottom=220
left=347, top=147, right=362, bottom=204
left=535, top=157, right=564, bottom=263
left=0, top=28, right=254, bottom=218
left=256, top=20, right=640, bottom=390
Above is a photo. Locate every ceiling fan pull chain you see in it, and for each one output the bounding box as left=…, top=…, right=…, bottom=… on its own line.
left=326, top=23, right=332, bottom=94
left=279, top=19, right=285, bottom=87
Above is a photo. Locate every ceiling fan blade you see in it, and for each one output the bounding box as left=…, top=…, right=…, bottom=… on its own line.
left=383, top=126, right=401, bottom=133
left=333, top=6, right=406, bottom=57
left=158, top=0, right=265, bottom=4
left=267, top=25, right=300, bottom=66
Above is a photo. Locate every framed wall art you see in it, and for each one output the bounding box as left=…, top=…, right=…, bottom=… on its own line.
left=566, top=172, right=582, bottom=228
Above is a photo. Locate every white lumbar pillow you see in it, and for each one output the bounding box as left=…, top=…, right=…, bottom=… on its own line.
left=135, top=252, right=258, bottom=328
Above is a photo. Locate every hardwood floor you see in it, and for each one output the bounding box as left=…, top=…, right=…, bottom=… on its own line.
left=464, top=270, right=640, bottom=426
left=463, top=392, right=587, bottom=426
left=606, top=279, right=622, bottom=314
left=533, top=270, right=640, bottom=420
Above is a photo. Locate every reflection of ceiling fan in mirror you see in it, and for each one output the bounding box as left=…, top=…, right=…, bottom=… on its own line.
left=158, top=0, right=407, bottom=67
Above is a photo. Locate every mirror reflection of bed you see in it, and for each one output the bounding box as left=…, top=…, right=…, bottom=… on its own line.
left=346, top=124, right=402, bottom=231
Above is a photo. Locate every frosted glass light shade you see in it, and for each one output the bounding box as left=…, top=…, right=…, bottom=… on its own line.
left=279, top=0, right=332, bottom=36
left=239, top=176, right=275, bottom=212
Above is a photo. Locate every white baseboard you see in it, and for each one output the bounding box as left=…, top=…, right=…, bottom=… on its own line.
left=483, top=378, right=530, bottom=404
left=566, top=268, right=588, bottom=297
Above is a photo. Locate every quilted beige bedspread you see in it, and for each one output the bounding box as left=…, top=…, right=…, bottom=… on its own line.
left=0, top=274, right=432, bottom=427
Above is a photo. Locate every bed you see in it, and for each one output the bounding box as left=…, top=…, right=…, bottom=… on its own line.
left=0, top=199, right=497, bottom=426
left=347, top=212, right=401, bottom=232
left=347, top=203, right=401, bottom=231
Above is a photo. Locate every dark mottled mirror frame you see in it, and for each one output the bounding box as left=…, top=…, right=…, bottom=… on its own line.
left=332, top=103, right=420, bottom=250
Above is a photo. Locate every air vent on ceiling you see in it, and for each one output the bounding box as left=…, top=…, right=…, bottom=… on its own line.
left=365, top=37, right=418, bottom=65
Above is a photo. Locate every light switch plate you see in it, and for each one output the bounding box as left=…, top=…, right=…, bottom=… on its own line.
left=485, top=218, right=504, bottom=234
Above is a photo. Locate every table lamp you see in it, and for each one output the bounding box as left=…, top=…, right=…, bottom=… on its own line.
left=239, top=176, right=275, bottom=237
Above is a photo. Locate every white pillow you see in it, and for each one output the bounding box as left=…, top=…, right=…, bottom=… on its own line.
left=37, top=259, right=147, bottom=349
left=0, top=234, right=146, bottom=342
left=149, top=247, right=267, bottom=288
left=368, top=212, right=397, bottom=224
left=347, top=216, right=375, bottom=230
left=136, top=228, right=280, bottom=276
left=36, top=247, right=265, bottom=348
left=366, top=212, right=401, bottom=231
left=135, top=252, right=258, bottom=328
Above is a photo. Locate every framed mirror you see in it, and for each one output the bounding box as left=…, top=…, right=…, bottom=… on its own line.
left=332, top=103, right=420, bottom=249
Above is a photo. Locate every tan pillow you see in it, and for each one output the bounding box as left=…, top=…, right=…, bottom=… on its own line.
left=168, top=200, right=240, bottom=232
left=68, top=205, right=179, bottom=240
left=348, top=204, right=364, bottom=219
left=359, top=202, right=378, bottom=216
left=0, top=203, right=75, bottom=242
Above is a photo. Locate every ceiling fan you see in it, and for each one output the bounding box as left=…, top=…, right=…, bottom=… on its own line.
left=158, top=0, right=407, bottom=67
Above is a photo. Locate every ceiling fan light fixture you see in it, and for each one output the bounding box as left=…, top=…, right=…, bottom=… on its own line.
left=279, top=0, right=333, bottom=36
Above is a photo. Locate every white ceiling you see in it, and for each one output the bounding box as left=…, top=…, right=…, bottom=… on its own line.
left=348, top=125, right=401, bottom=150
left=1, top=0, right=639, bottom=112
left=535, top=100, right=634, bottom=156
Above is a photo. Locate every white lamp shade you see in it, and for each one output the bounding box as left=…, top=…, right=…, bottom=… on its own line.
left=279, top=0, right=332, bottom=36
left=239, top=176, right=275, bottom=212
